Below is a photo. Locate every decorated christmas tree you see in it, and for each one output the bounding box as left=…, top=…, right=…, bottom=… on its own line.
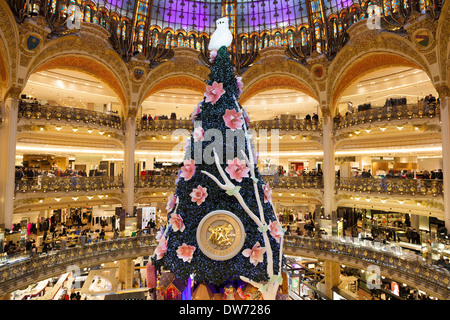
left=151, top=21, right=284, bottom=300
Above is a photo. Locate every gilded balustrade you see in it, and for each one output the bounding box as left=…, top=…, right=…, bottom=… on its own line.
left=284, top=235, right=450, bottom=298
left=1, top=234, right=449, bottom=298
left=139, top=119, right=322, bottom=134
left=136, top=174, right=323, bottom=190
left=0, top=235, right=157, bottom=296
left=337, top=177, right=443, bottom=196
left=15, top=176, right=123, bottom=193
left=18, top=101, right=123, bottom=130
left=334, top=103, right=439, bottom=130
left=139, top=119, right=194, bottom=133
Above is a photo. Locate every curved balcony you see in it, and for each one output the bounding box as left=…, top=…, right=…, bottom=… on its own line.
left=139, top=119, right=194, bottom=133
left=283, top=235, right=450, bottom=300
left=135, top=174, right=323, bottom=191
left=138, top=119, right=322, bottom=135
left=334, top=103, right=440, bottom=131
left=336, top=177, right=443, bottom=197
left=0, top=235, right=157, bottom=297
left=262, top=175, right=323, bottom=189
left=18, top=101, right=123, bottom=130
left=1, top=234, right=449, bottom=299
left=15, top=176, right=123, bottom=194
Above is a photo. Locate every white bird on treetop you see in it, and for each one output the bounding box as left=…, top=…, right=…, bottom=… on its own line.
left=208, top=17, right=233, bottom=51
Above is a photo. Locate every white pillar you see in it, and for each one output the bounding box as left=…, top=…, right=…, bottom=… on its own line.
left=0, top=91, right=19, bottom=230
left=123, top=115, right=136, bottom=216
left=440, top=95, right=450, bottom=230
left=322, top=116, right=336, bottom=231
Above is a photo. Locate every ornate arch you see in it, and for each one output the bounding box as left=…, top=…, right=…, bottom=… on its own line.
left=0, top=0, right=20, bottom=97
left=239, top=75, right=318, bottom=104
left=137, top=49, right=210, bottom=107
left=25, top=35, right=130, bottom=110
left=140, top=75, right=206, bottom=104
left=327, top=25, right=433, bottom=112
left=331, top=52, right=422, bottom=106
left=241, top=54, right=320, bottom=103
left=436, top=0, right=450, bottom=89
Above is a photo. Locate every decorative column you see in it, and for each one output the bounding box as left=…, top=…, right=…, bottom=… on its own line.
left=323, top=260, right=340, bottom=298
left=0, top=87, right=21, bottom=230
left=438, top=86, right=450, bottom=230
left=123, top=109, right=137, bottom=216
left=322, top=115, right=337, bottom=233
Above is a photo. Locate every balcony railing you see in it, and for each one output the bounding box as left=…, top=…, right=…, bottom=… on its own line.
left=18, top=101, right=123, bottom=130
left=1, top=234, right=449, bottom=299
left=138, top=118, right=322, bottom=134
left=334, top=102, right=440, bottom=130
left=336, top=177, right=444, bottom=196
left=15, top=176, right=123, bottom=193
left=284, top=235, right=450, bottom=298
left=251, top=119, right=322, bottom=132
left=136, top=174, right=324, bottom=191
left=139, top=119, right=194, bottom=133
left=0, top=235, right=157, bottom=297
left=263, top=175, right=323, bottom=189
left=136, top=175, right=444, bottom=197
left=136, top=175, right=178, bottom=189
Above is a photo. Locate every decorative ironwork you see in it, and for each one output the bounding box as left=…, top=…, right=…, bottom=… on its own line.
left=1, top=234, right=449, bottom=298
left=15, top=176, right=123, bottom=193
left=336, top=177, right=443, bottom=196
left=19, top=101, right=123, bottom=130
left=333, top=102, right=440, bottom=130
left=139, top=118, right=322, bottom=133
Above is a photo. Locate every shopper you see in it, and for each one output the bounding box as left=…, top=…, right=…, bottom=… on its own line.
left=436, top=255, right=446, bottom=266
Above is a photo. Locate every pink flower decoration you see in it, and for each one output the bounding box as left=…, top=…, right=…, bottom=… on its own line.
left=166, top=192, right=177, bottom=212
left=193, top=126, right=205, bottom=142
left=154, top=236, right=168, bottom=260
left=262, top=183, right=273, bottom=203
left=191, top=102, right=202, bottom=122
left=209, top=49, right=217, bottom=63
left=242, top=242, right=266, bottom=266
left=180, top=159, right=196, bottom=181
left=225, top=157, right=250, bottom=182
left=155, top=227, right=164, bottom=242
left=169, top=213, right=185, bottom=232
left=223, top=109, right=244, bottom=131
left=236, top=76, right=244, bottom=95
left=269, top=221, right=284, bottom=243
left=177, top=243, right=196, bottom=263
left=190, top=185, right=208, bottom=206
left=204, top=81, right=226, bottom=105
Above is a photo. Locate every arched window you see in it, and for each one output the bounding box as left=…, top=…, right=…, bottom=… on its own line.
left=241, top=36, right=247, bottom=54
left=419, top=0, right=426, bottom=13
left=189, top=34, right=196, bottom=49
left=165, top=31, right=172, bottom=49
left=314, top=23, right=322, bottom=53
left=300, top=27, right=307, bottom=46
left=177, top=33, right=184, bottom=47
left=135, top=23, right=145, bottom=52
left=262, top=33, right=269, bottom=48
left=84, top=5, right=92, bottom=22
left=287, top=30, right=294, bottom=47
left=274, top=32, right=281, bottom=46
